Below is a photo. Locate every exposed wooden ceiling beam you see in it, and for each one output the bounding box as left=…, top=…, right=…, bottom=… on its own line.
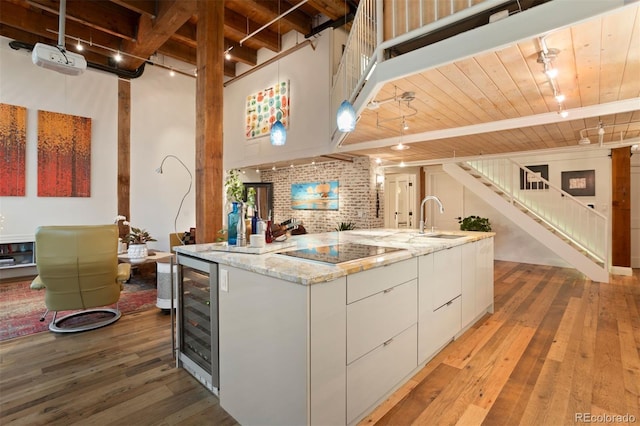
left=109, top=0, right=156, bottom=18
left=26, top=0, right=139, bottom=41
left=120, top=0, right=197, bottom=69
left=171, top=23, right=258, bottom=66
left=225, top=0, right=312, bottom=36
left=158, top=38, right=236, bottom=77
left=224, top=7, right=280, bottom=51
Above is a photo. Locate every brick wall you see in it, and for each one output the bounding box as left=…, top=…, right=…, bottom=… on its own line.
left=261, top=157, right=384, bottom=233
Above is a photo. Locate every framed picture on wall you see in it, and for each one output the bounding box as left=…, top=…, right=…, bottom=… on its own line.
left=561, top=170, right=595, bottom=196
left=520, top=164, right=549, bottom=190
left=291, top=181, right=338, bottom=210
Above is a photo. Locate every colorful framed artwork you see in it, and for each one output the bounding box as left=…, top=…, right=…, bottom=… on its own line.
left=245, top=81, right=289, bottom=140
left=291, top=181, right=339, bottom=210
left=561, top=170, right=595, bottom=196
left=37, top=110, right=91, bottom=197
left=519, top=164, right=549, bottom=190
left=0, top=103, right=27, bottom=196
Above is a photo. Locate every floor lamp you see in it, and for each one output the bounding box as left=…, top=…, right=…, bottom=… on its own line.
left=156, top=155, right=193, bottom=244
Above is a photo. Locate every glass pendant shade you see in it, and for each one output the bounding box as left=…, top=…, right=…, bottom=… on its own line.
left=270, top=120, right=286, bottom=146
left=337, top=100, right=356, bottom=132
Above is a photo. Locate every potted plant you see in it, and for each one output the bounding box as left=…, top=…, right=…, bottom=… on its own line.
left=457, top=215, right=492, bottom=232
left=225, top=169, right=245, bottom=245
left=335, top=222, right=356, bottom=231
left=122, top=223, right=156, bottom=260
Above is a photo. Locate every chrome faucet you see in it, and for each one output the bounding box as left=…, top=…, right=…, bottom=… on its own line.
left=419, top=195, right=445, bottom=234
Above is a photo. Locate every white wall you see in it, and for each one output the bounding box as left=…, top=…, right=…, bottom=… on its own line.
left=0, top=37, right=118, bottom=239
left=130, top=65, right=196, bottom=251
left=0, top=37, right=197, bottom=253
left=224, top=31, right=334, bottom=169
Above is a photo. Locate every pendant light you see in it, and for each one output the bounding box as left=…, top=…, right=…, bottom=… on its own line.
left=336, top=0, right=356, bottom=132
left=270, top=0, right=286, bottom=146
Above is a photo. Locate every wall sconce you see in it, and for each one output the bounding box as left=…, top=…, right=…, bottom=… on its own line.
left=156, top=154, right=193, bottom=244
left=376, top=174, right=384, bottom=187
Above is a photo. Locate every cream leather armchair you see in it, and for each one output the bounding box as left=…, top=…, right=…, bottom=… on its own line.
left=30, top=224, right=131, bottom=333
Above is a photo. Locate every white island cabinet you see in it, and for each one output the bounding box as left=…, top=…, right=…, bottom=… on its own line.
left=174, top=229, right=494, bottom=426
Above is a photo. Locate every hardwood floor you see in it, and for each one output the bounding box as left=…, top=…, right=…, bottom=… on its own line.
left=1, top=261, right=638, bottom=425
left=360, top=262, right=640, bottom=426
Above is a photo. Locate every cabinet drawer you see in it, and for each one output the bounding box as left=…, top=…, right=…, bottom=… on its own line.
left=347, top=279, right=417, bottom=364
left=432, top=247, right=462, bottom=310
left=418, top=295, right=461, bottom=364
left=347, top=324, right=417, bottom=424
left=347, top=257, right=417, bottom=304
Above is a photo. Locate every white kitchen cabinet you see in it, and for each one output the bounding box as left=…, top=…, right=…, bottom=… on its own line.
left=418, top=245, right=463, bottom=364
left=347, top=324, right=417, bottom=424
left=347, top=279, right=417, bottom=364
left=347, top=257, right=417, bottom=303
left=461, top=242, right=477, bottom=327
left=432, top=246, right=462, bottom=310
left=418, top=296, right=461, bottom=363
left=476, top=237, right=494, bottom=314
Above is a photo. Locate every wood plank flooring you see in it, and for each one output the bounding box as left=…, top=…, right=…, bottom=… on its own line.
left=1, top=261, right=638, bottom=425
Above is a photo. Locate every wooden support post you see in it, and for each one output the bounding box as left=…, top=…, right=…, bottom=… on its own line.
left=611, top=147, right=631, bottom=268
left=195, top=0, right=224, bottom=243
left=117, top=79, right=131, bottom=239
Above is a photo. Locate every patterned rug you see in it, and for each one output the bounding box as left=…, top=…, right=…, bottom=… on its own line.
left=0, top=273, right=158, bottom=341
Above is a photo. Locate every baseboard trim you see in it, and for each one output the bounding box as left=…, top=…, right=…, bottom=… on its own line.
left=610, top=266, right=633, bottom=276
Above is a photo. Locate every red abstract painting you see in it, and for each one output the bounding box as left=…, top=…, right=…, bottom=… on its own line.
left=0, top=103, right=27, bottom=196
left=37, top=110, right=91, bottom=197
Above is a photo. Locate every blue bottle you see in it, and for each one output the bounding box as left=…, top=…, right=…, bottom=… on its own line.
left=227, top=202, right=239, bottom=245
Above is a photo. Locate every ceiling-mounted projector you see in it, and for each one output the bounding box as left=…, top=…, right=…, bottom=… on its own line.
left=32, top=43, right=87, bottom=76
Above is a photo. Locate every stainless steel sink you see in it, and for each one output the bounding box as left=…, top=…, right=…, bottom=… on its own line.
left=418, top=233, right=466, bottom=239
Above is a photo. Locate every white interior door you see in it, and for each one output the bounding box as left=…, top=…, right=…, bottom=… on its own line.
left=384, top=174, right=416, bottom=229
left=427, top=171, right=463, bottom=232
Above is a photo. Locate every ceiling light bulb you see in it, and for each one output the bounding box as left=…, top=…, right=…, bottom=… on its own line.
left=559, top=109, right=569, bottom=118
left=375, top=158, right=382, bottom=164
left=545, top=67, right=558, bottom=78
left=403, top=121, right=409, bottom=131
left=76, top=40, right=83, bottom=51
left=555, top=93, right=565, bottom=103
left=399, top=161, right=406, bottom=167
left=169, top=69, right=175, bottom=77
left=272, top=165, right=276, bottom=171
left=256, top=169, right=260, bottom=173
left=114, top=51, right=122, bottom=62
left=225, top=52, right=232, bottom=60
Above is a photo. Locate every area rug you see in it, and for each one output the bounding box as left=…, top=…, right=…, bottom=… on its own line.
left=0, top=274, right=158, bottom=341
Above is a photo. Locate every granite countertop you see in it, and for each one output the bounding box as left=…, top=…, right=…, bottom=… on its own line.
left=173, top=229, right=495, bottom=285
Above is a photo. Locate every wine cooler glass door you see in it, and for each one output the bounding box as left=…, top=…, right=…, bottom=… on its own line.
left=177, top=255, right=219, bottom=391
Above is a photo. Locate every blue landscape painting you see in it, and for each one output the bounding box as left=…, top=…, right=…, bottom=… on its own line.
left=291, top=181, right=339, bottom=210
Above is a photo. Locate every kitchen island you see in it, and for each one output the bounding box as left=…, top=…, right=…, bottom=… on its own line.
left=173, top=228, right=494, bottom=426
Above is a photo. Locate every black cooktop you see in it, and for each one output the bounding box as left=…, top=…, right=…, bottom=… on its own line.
left=278, top=243, right=402, bottom=265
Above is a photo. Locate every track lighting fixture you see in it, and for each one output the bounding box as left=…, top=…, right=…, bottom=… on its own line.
left=537, top=38, right=567, bottom=118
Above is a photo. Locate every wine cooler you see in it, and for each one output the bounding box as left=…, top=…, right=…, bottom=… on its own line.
left=176, top=254, right=219, bottom=394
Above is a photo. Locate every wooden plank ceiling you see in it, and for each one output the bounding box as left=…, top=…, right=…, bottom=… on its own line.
left=1, top=0, right=637, bottom=166
left=341, top=3, right=640, bottom=165
left=0, top=0, right=355, bottom=77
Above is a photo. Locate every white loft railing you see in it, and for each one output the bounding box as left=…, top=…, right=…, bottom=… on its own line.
left=465, top=158, right=609, bottom=265
left=331, top=0, right=507, bottom=138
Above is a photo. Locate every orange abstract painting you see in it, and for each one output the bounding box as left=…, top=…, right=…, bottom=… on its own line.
left=37, top=110, right=91, bottom=197
left=0, top=103, right=27, bottom=196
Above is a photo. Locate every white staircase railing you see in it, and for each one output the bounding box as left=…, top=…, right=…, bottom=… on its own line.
left=465, top=158, right=608, bottom=265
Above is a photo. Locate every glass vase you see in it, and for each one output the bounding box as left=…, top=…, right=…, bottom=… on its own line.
left=227, top=201, right=239, bottom=245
